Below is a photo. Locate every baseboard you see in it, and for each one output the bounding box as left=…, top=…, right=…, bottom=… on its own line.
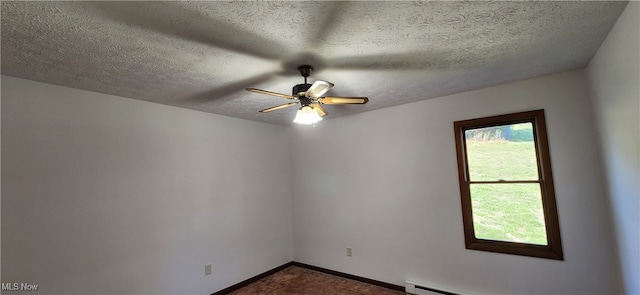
left=292, top=261, right=405, bottom=292
left=211, top=260, right=404, bottom=294
left=211, top=261, right=294, bottom=295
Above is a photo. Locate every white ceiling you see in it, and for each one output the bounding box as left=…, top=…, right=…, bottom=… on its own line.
left=1, top=1, right=627, bottom=126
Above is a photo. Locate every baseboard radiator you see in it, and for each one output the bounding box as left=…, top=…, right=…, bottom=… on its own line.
left=405, top=281, right=460, bottom=295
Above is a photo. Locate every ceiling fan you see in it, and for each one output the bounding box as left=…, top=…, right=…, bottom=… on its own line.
left=246, top=65, right=369, bottom=125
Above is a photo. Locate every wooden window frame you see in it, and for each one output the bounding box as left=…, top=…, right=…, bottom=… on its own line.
left=453, top=109, right=564, bottom=260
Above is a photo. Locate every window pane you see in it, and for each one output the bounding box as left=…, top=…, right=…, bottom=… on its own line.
left=470, top=183, right=547, bottom=245
left=465, top=123, right=538, bottom=181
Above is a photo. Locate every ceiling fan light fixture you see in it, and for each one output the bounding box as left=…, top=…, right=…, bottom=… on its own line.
left=293, top=106, right=323, bottom=125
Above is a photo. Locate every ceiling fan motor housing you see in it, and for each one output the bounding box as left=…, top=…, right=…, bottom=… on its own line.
left=292, top=83, right=312, bottom=97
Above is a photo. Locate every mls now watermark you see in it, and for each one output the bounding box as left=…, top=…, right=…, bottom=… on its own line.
left=2, top=282, right=39, bottom=291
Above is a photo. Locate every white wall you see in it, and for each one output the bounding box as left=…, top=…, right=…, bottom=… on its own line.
left=587, top=2, right=640, bottom=294
left=291, top=70, right=620, bottom=294
left=1, top=76, right=293, bottom=294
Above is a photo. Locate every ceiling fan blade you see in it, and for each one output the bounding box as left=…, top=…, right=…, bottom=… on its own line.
left=310, top=103, right=328, bottom=117
left=246, top=88, right=294, bottom=99
left=320, top=97, right=369, bottom=105
left=259, top=102, right=298, bottom=113
left=305, top=80, right=334, bottom=98
left=186, top=72, right=278, bottom=104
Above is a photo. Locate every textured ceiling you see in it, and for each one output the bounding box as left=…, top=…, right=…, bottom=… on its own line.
left=1, top=1, right=627, bottom=126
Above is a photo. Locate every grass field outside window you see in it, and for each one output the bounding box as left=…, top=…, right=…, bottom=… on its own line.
left=466, top=139, right=547, bottom=245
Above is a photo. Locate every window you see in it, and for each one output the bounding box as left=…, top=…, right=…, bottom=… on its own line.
left=453, top=110, right=563, bottom=260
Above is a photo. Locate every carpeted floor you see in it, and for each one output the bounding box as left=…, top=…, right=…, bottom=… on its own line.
left=227, top=266, right=405, bottom=295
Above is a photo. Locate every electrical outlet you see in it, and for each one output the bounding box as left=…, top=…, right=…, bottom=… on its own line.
left=347, top=247, right=352, bottom=257
left=205, top=264, right=212, bottom=276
